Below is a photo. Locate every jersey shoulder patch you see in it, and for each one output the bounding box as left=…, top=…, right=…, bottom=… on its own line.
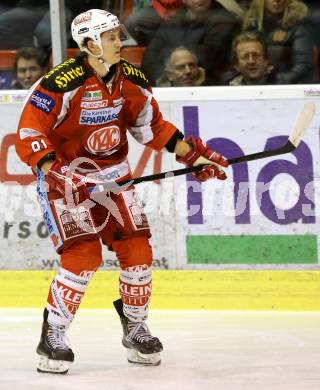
left=120, top=58, right=150, bottom=89
left=40, top=56, right=92, bottom=92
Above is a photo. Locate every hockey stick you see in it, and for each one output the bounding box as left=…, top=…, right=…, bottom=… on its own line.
left=118, top=102, right=316, bottom=186
left=126, top=102, right=316, bottom=185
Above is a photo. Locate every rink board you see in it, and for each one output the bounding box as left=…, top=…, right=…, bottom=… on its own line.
left=0, top=86, right=320, bottom=270
left=1, top=270, right=320, bottom=310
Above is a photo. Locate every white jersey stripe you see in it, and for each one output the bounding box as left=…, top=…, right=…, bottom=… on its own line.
left=54, top=87, right=81, bottom=128
left=128, top=86, right=154, bottom=145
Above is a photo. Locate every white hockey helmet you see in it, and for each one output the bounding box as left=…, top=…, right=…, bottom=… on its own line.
left=71, top=9, right=129, bottom=56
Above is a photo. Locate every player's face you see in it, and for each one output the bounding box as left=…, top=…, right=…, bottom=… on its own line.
left=100, top=28, right=123, bottom=65
left=168, top=50, right=200, bottom=86
left=264, top=0, right=286, bottom=15
left=235, top=41, right=268, bottom=84
left=16, top=58, right=43, bottom=89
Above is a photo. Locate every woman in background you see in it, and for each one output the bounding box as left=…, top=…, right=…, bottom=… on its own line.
left=242, top=0, right=314, bottom=83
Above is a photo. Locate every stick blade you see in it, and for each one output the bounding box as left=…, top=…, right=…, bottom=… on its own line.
left=288, top=103, right=316, bottom=147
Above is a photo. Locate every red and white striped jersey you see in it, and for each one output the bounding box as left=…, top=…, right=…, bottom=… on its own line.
left=15, top=55, right=177, bottom=170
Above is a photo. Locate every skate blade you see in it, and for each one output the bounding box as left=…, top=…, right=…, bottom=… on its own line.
left=127, top=349, right=161, bottom=366
left=37, top=355, right=70, bottom=374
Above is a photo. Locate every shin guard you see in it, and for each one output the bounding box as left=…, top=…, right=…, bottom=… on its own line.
left=119, top=264, right=152, bottom=322
left=46, top=267, right=94, bottom=327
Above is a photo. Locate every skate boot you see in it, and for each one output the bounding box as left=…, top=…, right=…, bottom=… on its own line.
left=113, top=299, right=163, bottom=366
left=36, top=308, right=74, bottom=374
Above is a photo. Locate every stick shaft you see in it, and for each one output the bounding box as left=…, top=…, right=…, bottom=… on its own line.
left=228, top=140, right=294, bottom=165
left=124, top=140, right=295, bottom=185
left=121, top=103, right=315, bottom=186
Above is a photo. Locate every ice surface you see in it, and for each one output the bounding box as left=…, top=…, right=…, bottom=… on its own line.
left=0, top=309, right=320, bottom=390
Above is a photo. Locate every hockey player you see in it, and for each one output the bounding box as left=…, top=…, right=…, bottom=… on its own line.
left=15, top=9, right=228, bottom=374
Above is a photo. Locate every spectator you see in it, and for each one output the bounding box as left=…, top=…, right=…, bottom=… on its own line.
left=10, top=47, right=48, bottom=89
left=304, top=0, right=320, bottom=47
left=142, top=0, right=243, bottom=85
left=225, top=32, right=279, bottom=84
left=0, top=1, right=49, bottom=49
left=0, top=1, right=103, bottom=51
left=125, top=0, right=183, bottom=46
left=156, top=46, right=206, bottom=86
left=0, top=0, right=17, bottom=15
left=242, top=0, right=314, bottom=83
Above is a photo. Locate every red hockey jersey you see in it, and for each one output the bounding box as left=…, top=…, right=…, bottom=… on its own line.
left=16, top=55, right=177, bottom=170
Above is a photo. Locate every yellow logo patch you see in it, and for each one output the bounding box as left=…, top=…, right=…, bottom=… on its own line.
left=44, top=58, right=76, bottom=79
left=54, top=66, right=85, bottom=88
left=43, top=58, right=86, bottom=89
left=121, top=60, right=149, bottom=83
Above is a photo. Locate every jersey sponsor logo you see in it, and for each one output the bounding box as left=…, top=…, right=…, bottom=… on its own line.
left=86, top=161, right=129, bottom=182
left=38, top=188, right=55, bottom=234
left=79, top=270, right=95, bottom=280
left=125, top=264, right=149, bottom=273
left=51, top=233, right=59, bottom=247
left=37, top=196, right=54, bottom=234
left=59, top=209, right=95, bottom=238
left=36, top=173, right=62, bottom=250
left=62, top=272, right=89, bottom=287
left=44, top=58, right=76, bottom=79
left=43, top=210, right=55, bottom=234
left=82, top=90, right=102, bottom=100
left=30, top=90, right=55, bottom=113
left=57, top=284, right=84, bottom=304
left=86, top=126, right=121, bottom=154
left=122, top=61, right=149, bottom=83
left=54, top=67, right=85, bottom=89
left=85, top=83, right=99, bottom=89
left=119, top=282, right=152, bottom=297
left=60, top=165, right=69, bottom=174
left=80, top=99, right=108, bottom=109
left=112, top=97, right=124, bottom=107
left=79, top=106, right=121, bottom=125
left=95, top=169, right=120, bottom=181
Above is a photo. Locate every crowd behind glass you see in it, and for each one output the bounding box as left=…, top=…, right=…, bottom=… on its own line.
left=0, top=0, right=319, bottom=89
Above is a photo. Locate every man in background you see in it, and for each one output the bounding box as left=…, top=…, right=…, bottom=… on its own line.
left=11, top=47, right=48, bottom=89
left=142, top=0, right=241, bottom=85
left=156, top=46, right=206, bottom=86
left=226, top=32, right=278, bottom=85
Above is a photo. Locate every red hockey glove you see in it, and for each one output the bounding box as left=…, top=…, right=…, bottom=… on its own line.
left=176, top=136, right=228, bottom=181
left=46, top=160, right=89, bottom=206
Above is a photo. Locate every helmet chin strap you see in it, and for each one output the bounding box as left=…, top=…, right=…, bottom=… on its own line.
left=98, top=57, right=111, bottom=73
left=86, top=44, right=112, bottom=73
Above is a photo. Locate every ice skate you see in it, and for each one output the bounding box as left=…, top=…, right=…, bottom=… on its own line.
left=113, top=299, right=163, bottom=366
left=36, top=308, right=74, bottom=374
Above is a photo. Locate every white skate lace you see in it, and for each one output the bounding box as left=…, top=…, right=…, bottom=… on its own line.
left=127, top=322, right=154, bottom=343
left=47, top=325, right=70, bottom=350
